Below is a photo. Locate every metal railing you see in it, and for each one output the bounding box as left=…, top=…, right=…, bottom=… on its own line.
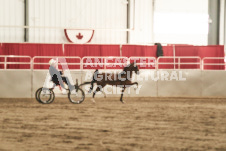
left=81, top=56, right=129, bottom=69
left=32, top=56, right=81, bottom=70
left=157, top=56, right=202, bottom=69
left=0, top=55, right=32, bottom=69
left=129, top=56, right=156, bottom=69
left=202, top=57, right=225, bottom=70
left=0, top=55, right=225, bottom=70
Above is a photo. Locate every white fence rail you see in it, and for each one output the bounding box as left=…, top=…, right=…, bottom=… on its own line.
left=81, top=56, right=129, bottom=70
left=0, top=55, right=32, bottom=69
left=129, top=57, right=156, bottom=69
left=157, top=56, right=201, bottom=69
left=202, top=57, right=225, bottom=70
left=32, top=56, right=81, bottom=70
left=0, top=55, right=225, bottom=70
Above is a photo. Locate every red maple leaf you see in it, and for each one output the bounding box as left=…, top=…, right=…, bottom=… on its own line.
left=76, top=33, right=83, bottom=40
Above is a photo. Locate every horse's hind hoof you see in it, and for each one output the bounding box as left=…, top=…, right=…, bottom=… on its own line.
left=120, top=100, right=125, bottom=104
left=134, top=86, right=138, bottom=91
left=91, top=98, right=96, bottom=103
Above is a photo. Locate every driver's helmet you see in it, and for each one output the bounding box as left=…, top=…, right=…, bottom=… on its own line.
left=49, top=59, right=57, bottom=66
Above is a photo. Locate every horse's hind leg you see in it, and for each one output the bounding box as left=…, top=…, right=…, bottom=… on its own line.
left=91, top=85, right=102, bottom=103
left=132, top=82, right=138, bottom=90
left=93, top=85, right=104, bottom=97
left=100, top=90, right=106, bottom=98
left=120, top=88, right=125, bottom=103
left=93, top=87, right=99, bottom=98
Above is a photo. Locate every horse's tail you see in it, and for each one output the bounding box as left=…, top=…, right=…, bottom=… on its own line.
left=78, top=81, right=92, bottom=87
left=88, top=69, right=99, bottom=93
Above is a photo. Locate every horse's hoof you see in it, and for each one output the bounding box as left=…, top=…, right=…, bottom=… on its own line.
left=91, top=98, right=96, bottom=103
left=134, top=86, right=138, bottom=91
left=120, top=100, right=125, bottom=104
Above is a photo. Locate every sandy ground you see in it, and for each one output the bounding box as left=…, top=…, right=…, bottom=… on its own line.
left=1, top=97, right=226, bottom=151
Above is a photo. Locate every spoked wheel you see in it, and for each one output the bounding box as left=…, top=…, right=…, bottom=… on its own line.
left=68, top=87, right=85, bottom=104
left=35, top=87, right=55, bottom=104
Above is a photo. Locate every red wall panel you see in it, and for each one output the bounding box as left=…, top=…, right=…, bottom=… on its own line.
left=64, top=44, right=120, bottom=57
left=1, top=43, right=63, bottom=57
left=1, top=43, right=63, bottom=69
left=0, top=43, right=224, bottom=70
left=121, top=45, right=157, bottom=57
left=175, top=45, right=224, bottom=70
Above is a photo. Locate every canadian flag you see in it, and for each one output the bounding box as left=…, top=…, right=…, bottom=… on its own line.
left=64, top=29, right=94, bottom=44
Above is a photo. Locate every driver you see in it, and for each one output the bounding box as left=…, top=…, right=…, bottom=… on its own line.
left=49, top=59, right=74, bottom=90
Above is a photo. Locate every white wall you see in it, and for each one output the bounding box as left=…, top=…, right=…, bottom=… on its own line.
left=28, top=0, right=127, bottom=44
left=0, top=0, right=151, bottom=44
left=27, top=0, right=155, bottom=44
left=1, top=0, right=223, bottom=45
left=219, top=0, right=225, bottom=45
left=128, top=0, right=154, bottom=44
left=153, top=0, right=209, bottom=45
left=157, top=70, right=202, bottom=97
left=202, top=70, right=226, bottom=97
left=0, top=70, right=31, bottom=98
left=0, top=0, right=24, bottom=42
left=26, top=0, right=210, bottom=45
left=221, top=0, right=226, bottom=55
left=1, top=69, right=226, bottom=98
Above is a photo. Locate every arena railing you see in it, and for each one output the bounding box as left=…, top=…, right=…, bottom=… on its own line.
left=157, top=56, right=202, bottom=69
left=1, top=55, right=225, bottom=70
left=129, top=57, right=156, bottom=69
left=81, top=56, right=129, bottom=70
left=32, top=56, right=82, bottom=70
left=0, top=55, right=32, bottom=70
left=202, top=57, right=225, bottom=70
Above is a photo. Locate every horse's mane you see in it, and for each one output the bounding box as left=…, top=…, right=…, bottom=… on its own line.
left=123, top=62, right=134, bottom=72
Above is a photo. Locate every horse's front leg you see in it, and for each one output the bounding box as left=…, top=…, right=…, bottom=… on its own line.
left=92, top=84, right=106, bottom=103
left=120, top=87, right=125, bottom=104
left=131, top=82, right=138, bottom=90
left=125, top=82, right=138, bottom=90
left=91, top=86, right=101, bottom=103
left=100, top=90, right=106, bottom=98
left=120, top=82, right=138, bottom=103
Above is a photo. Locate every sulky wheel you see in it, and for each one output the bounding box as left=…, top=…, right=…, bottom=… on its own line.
left=35, top=87, right=55, bottom=104
left=68, top=87, right=85, bottom=104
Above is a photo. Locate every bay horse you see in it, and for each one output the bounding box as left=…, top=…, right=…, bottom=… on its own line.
left=88, top=62, right=139, bottom=103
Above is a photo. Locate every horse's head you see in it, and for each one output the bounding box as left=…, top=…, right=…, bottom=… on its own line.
left=130, top=62, right=139, bottom=74
left=123, top=62, right=139, bottom=75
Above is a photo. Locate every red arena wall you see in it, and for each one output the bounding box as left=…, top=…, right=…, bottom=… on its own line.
left=0, top=43, right=225, bottom=70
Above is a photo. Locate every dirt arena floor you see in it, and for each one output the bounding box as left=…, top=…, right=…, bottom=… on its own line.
left=1, top=97, right=226, bottom=151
